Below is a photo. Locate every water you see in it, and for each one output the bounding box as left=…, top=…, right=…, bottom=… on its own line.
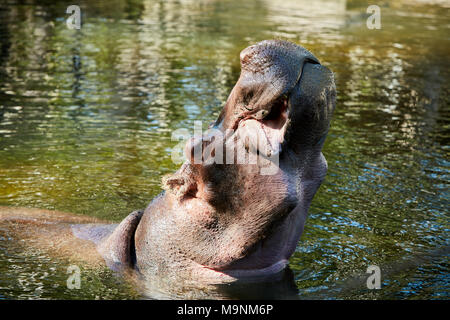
left=0, top=0, right=448, bottom=299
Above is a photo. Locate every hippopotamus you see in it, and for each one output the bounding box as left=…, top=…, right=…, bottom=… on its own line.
left=0, top=40, right=335, bottom=289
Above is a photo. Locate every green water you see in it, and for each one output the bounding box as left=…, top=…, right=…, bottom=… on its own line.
left=0, top=0, right=448, bottom=299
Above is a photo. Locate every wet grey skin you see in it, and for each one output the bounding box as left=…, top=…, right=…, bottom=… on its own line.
left=73, top=39, right=336, bottom=282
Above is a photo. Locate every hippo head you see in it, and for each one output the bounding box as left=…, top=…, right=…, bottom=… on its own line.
left=128, top=40, right=335, bottom=281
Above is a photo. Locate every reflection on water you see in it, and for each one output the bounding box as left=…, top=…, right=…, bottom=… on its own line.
left=0, top=0, right=449, bottom=299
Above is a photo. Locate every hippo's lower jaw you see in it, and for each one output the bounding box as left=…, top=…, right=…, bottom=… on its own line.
left=204, top=203, right=309, bottom=280
left=78, top=40, right=335, bottom=284
left=194, top=259, right=289, bottom=281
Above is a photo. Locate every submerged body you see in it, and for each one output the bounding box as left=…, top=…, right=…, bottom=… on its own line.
left=0, top=40, right=336, bottom=285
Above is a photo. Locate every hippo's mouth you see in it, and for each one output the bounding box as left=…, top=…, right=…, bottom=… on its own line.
left=231, top=96, right=290, bottom=159
left=196, top=85, right=302, bottom=277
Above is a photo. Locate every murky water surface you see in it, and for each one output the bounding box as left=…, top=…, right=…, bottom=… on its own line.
left=0, top=0, right=448, bottom=299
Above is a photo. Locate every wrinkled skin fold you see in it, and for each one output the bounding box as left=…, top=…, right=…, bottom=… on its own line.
left=75, top=40, right=336, bottom=282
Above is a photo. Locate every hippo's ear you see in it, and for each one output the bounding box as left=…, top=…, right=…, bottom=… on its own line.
left=161, top=163, right=199, bottom=200
left=96, top=210, right=143, bottom=270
